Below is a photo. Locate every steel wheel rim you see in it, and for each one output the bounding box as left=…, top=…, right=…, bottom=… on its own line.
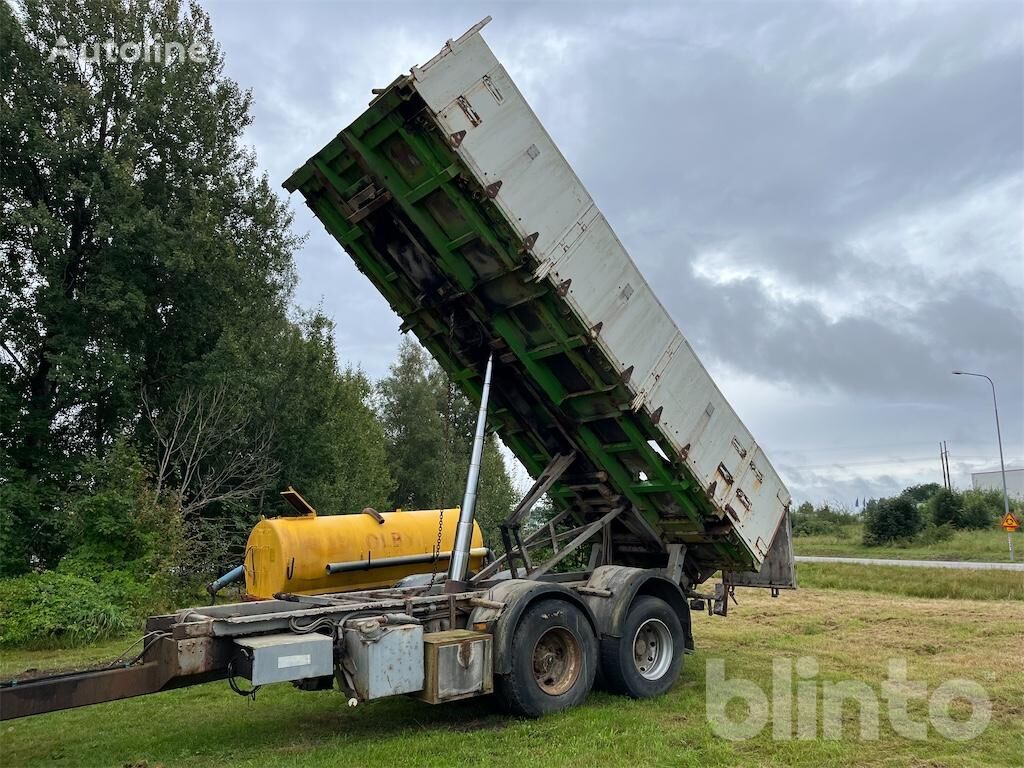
left=633, top=618, right=673, bottom=680
left=532, top=627, right=582, bottom=695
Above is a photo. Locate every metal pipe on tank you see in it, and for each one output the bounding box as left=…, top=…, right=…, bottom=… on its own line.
left=326, top=547, right=491, bottom=574
left=206, top=564, right=244, bottom=597
left=446, top=354, right=493, bottom=590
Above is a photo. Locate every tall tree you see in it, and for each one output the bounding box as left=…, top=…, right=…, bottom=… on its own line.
left=376, top=338, right=446, bottom=510
left=377, top=337, right=518, bottom=547
left=200, top=309, right=395, bottom=519
left=0, top=0, right=301, bottom=573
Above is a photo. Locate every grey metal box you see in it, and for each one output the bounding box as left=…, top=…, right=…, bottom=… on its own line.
left=418, top=630, right=493, bottom=704
left=234, top=633, right=333, bottom=686
left=344, top=623, right=424, bottom=700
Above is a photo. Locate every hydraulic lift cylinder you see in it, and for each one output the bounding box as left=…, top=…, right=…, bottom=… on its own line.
left=446, top=354, right=493, bottom=589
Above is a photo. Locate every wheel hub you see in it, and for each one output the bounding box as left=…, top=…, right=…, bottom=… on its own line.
left=632, top=618, right=673, bottom=681
left=532, top=626, right=582, bottom=695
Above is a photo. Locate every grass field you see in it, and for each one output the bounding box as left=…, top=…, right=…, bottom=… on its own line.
left=797, top=562, right=1024, bottom=601
left=794, top=523, right=1021, bottom=563
left=3, top=566, right=1022, bottom=768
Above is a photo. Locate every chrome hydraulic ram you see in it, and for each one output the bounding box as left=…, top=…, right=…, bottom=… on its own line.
left=446, top=353, right=493, bottom=591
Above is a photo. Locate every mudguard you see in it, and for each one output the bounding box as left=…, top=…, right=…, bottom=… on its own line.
left=579, top=566, right=694, bottom=651
left=469, top=579, right=598, bottom=675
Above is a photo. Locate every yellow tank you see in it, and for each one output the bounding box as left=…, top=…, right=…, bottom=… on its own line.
left=244, top=508, right=485, bottom=599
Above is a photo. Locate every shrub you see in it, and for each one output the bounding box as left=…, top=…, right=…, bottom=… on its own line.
left=791, top=501, right=858, bottom=537
left=0, top=441, right=190, bottom=648
left=0, top=570, right=146, bottom=647
left=927, top=489, right=964, bottom=528
left=960, top=489, right=1006, bottom=529
left=902, top=483, right=943, bottom=505
left=66, top=440, right=183, bottom=578
left=862, top=493, right=922, bottom=545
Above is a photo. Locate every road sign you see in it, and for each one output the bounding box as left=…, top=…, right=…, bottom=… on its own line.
left=1002, top=512, right=1020, bottom=532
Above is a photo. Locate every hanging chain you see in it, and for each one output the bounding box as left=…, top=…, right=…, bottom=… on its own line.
left=428, top=311, right=458, bottom=588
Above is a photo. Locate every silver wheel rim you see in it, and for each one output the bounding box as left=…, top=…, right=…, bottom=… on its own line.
left=632, top=618, right=673, bottom=680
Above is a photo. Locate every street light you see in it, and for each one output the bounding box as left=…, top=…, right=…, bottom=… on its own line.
left=952, top=370, right=1013, bottom=560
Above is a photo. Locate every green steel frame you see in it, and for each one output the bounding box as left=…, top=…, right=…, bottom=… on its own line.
left=285, top=79, right=753, bottom=575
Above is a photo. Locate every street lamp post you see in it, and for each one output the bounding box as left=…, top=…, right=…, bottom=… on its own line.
left=952, top=370, right=1013, bottom=561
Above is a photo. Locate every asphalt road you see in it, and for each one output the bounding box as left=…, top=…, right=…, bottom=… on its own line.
left=795, top=555, right=1024, bottom=572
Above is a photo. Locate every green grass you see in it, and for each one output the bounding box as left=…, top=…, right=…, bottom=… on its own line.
left=794, top=523, right=1021, bottom=562
left=796, top=562, right=1024, bottom=601
left=2, top=584, right=1023, bottom=767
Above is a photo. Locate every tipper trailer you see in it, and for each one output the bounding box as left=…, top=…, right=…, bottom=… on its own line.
left=0, top=18, right=795, bottom=723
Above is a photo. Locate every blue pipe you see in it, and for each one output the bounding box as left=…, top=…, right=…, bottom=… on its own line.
left=207, top=564, right=244, bottom=596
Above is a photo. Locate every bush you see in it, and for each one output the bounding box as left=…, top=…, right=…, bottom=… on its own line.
left=863, top=493, right=922, bottom=545
left=960, top=489, right=1006, bottom=529
left=927, top=489, right=964, bottom=528
left=902, top=483, right=943, bottom=505
left=791, top=501, right=858, bottom=537
left=0, top=441, right=190, bottom=648
left=0, top=569, right=149, bottom=647
left=66, top=440, right=184, bottom=578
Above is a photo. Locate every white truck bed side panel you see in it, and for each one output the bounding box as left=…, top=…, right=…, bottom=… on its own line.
left=411, top=26, right=790, bottom=565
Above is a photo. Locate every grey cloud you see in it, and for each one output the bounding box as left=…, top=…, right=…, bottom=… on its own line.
left=202, top=0, right=1023, bottom=503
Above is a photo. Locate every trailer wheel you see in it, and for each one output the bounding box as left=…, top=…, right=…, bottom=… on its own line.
left=495, top=598, right=596, bottom=717
left=600, top=595, right=683, bottom=698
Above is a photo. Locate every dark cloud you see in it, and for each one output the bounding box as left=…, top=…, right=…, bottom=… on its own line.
left=205, top=0, right=1023, bottom=503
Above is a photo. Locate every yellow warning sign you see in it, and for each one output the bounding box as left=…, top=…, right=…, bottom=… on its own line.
left=1002, top=512, right=1021, bottom=532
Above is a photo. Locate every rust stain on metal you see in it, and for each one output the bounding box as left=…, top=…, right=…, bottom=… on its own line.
left=450, top=130, right=467, bottom=148
left=716, top=462, right=734, bottom=485
left=735, top=488, right=752, bottom=513
left=484, top=180, right=502, bottom=198
left=457, top=640, right=473, bottom=668
left=730, top=436, right=747, bottom=459
left=519, top=231, right=539, bottom=252
left=482, top=74, right=503, bottom=103
left=556, top=278, right=572, bottom=296
left=456, top=95, right=482, bottom=126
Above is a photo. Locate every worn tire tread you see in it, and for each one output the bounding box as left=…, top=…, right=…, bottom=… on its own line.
left=600, top=595, right=683, bottom=699
left=495, top=598, right=596, bottom=717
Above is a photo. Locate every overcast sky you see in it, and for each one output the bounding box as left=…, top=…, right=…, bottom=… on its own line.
left=204, top=0, right=1023, bottom=505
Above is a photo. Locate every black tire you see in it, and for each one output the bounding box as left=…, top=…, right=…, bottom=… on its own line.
left=495, top=598, right=597, bottom=717
left=600, top=595, right=684, bottom=699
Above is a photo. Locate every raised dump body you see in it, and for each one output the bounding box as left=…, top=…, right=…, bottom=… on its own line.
left=284, top=19, right=791, bottom=581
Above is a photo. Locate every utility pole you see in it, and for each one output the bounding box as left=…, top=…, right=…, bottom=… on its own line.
left=953, top=371, right=1012, bottom=561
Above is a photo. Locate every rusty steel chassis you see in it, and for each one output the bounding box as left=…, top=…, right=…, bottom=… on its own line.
left=0, top=568, right=614, bottom=722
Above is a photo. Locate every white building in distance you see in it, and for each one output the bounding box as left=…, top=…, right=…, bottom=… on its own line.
left=971, top=468, right=1024, bottom=500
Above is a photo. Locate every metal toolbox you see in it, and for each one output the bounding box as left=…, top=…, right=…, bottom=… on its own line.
left=418, top=629, right=493, bottom=704
left=234, top=632, right=333, bottom=686
left=344, top=620, right=425, bottom=700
